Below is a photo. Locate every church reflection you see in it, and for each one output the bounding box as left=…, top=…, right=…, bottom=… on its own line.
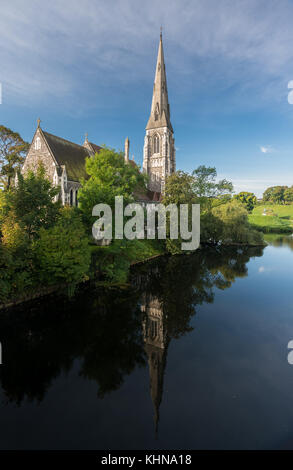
left=141, top=293, right=169, bottom=434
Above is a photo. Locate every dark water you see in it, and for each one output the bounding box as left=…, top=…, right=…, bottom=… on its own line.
left=0, top=236, right=293, bottom=450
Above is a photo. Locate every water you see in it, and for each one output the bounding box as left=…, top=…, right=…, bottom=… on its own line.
left=0, top=236, right=293, bottom=450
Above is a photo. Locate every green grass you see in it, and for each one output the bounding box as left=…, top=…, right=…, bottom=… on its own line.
left=248, top=204, right=293, bottom=233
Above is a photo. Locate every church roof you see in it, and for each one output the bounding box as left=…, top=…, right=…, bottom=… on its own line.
left=42, top=131, right=99, bottom=182
left=146, top=33, right=173, bottom=132
left=87, top=141, right=102, bottom=155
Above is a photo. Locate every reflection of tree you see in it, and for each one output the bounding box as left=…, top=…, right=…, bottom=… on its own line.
left=0, top=287, right=145, bottom=404
left=0, top=245, right=264, bottom=406
left=265, top=234, right=293, bottom=251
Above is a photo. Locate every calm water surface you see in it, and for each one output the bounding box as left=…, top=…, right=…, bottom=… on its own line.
left=0, top=235, right=293, bottom=450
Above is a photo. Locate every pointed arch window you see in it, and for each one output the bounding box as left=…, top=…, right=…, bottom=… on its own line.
left=153, top=134, right=160, bottom=154
left=70, top=189, right=73, bottom=206
left=35, top=137, right=41, bottom=150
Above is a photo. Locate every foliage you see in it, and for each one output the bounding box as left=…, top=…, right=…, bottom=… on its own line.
left=163, top=171, right=196, bottom=205
left=78, top=146, right=146, bottom=226
left=0, top=125, right=29, bottom=189
left=33, top=207, right=91, bottom=286
left=4, top=165, right=60, bottom=239
left=234, top=191, right=257, bottom=212
left=262, top=185, right=293, bottom=204
left=192, top=165, right=233, bottom=212
left=211, top=200, right=264, bottom=245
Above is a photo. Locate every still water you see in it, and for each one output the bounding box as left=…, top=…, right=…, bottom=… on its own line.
left=0, top=235, right=293, bottom=450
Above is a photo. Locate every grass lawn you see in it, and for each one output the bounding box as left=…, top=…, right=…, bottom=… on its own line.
left=248, top=204, right=293, bottom=233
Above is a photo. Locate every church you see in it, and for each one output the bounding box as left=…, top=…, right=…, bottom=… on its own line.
left=21, top=32, right=175, bottom=204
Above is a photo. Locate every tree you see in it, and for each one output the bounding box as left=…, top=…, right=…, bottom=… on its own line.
left=0, top=125, right=29, bottom=189
left=212, top=200, right=263, bottom=245
left=192, top=165, right=233, bottom=212
left=33, top=207, right=91, bottom=285
left=3, top=165, right=60, bottom=239
left=163, top=171, right=196, bottom=205
left=78, top=146, right=146, bottom=225
left=263, top=186, right=287, bottom=204
left=234, top=191, right=257, bottom=212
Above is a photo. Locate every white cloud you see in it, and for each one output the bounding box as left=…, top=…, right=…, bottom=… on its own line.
left=260, top=145, right=274, bottom=154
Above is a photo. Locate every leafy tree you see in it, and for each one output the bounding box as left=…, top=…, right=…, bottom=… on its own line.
left=0, top=125, right=29, bottom=189
left=33, top=207, right=91, bottom=285
left=163, top=171, right=196, bottom=205
left=192, top=165, right=233, bottom=212
left=212, top=200, right=263, bottom=245
left=4, top=165, right=60, bottom=239
left=234, top=191, right=257, bottom=212
left=263, top=186, right=287, bottom=204
left=78, top=146, right=146, bottom=226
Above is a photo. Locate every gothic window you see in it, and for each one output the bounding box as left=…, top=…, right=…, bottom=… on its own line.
left=75, top=190, right=78, bottom=206
left=70, top=189, right=73, bottom=206
left=150, top=320, right=158, bottom=339
left=153, top=134, right=160, bottom=154
left=34, top=137, right=41, bottom=150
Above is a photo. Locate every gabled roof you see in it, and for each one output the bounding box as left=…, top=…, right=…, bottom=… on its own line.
left=88, top=142, right=102, bottom=154
left=42, top=131, right=100, bottom=182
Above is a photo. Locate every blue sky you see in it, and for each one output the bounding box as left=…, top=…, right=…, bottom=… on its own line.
left=1, top=0, right=293, bottom=196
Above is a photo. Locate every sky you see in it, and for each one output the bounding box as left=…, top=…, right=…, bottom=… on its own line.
left=1, top=0, right=293, bottom=197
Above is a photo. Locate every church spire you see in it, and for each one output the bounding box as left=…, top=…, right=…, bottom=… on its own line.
left=146, top=32, right=173, bottom=132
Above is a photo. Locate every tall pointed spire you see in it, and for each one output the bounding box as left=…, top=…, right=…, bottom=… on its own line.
left=146, top=32, right=173, bottom=132
left=143, top=31, right=176, bottom=194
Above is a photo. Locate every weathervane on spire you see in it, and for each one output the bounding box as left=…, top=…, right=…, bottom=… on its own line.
left=85, top=132, right=88, bottom=141
left=37, top=118, right=41, bottom=128
left=160, top=25, right=163, bottom=38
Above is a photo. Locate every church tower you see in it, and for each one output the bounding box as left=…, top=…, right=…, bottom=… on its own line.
left=143, top=31, right=176, bottom=193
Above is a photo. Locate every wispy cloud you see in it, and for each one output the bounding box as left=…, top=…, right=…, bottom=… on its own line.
left=1, top=0, right=293, bottom=111
left=260, top=145, right=274, bottom=154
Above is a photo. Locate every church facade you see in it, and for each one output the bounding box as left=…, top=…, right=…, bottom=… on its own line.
left=21, top=32, right=175, bottom=204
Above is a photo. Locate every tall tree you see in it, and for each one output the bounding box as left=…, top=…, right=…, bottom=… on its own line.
left=3, top=165, right=60, bottom=240
left=78, top=146, right=146, bottom=225
left=0, top=125, right=29, bottom=189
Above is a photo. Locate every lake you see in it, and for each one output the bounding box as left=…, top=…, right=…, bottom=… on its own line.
left=0, top=235, right=293, bottom=450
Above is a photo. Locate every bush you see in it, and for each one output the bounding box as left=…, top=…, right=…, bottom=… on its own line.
left=33, top=207, right=91, bottom=286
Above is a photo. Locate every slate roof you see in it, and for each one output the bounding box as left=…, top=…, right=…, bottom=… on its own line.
left=42, top=131, right=101, bottom=182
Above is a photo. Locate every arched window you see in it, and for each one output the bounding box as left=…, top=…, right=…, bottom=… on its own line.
left=153, top=134, right=160, bottom=154
left=70, top=189, right=73, bottom=206
left=34, top=137, right=41, bottom=150
left=75, top=190, right=78, bottom=207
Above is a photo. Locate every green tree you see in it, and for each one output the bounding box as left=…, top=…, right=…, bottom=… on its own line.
left=192, top=165, right=233, bottom=212
left=0, top=125, right=29, bottom=189
left=4, top=165, right=60, bottom=239
left=78, top=146, right=146, bottom=226
left=234, top=191, right=257, bottom=212
left=163, top=171, right=196, bottom=205
left=212, top=200, right=263, bottom=245
left=263, top=186, right=287, bottom=204
left=33, top=207, right=91, bottom=286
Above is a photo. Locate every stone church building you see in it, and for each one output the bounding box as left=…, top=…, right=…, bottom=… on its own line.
left=21, top=32, right=175, bottom=204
